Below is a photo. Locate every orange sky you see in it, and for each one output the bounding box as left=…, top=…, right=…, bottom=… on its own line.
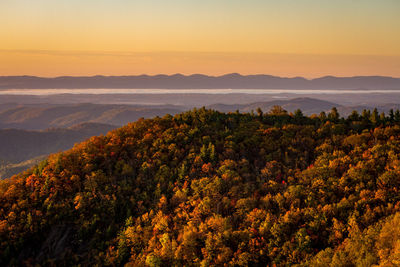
left=0, top=0, right=399, bottom=77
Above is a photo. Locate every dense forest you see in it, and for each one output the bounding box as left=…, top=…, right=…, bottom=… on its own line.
left=1, top=106, right=400, bottom=266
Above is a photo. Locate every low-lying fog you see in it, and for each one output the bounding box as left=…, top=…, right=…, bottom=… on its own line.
left=2, top=89, right=400, bottom=107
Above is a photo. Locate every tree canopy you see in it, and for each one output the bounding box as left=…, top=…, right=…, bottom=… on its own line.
left=1, top=107, right=400, bottom=266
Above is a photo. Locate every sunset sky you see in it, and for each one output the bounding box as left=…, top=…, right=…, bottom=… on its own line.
left=0, top=0, right=399, bottom=77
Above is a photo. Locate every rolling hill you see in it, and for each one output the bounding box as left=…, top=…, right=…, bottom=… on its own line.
left=0, top=103, right=183, bottom=130
left=0, top=122, right=117, bottom=179
left=1, top=109, right=400, bottom=265
left=3, top=98, right=400, bottom=180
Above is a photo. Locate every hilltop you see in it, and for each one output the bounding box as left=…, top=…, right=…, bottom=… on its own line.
left=1, top=108, right=400, bottom=266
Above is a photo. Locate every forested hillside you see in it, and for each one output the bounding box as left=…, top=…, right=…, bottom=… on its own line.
left=1, top=107, right=400, bottom=266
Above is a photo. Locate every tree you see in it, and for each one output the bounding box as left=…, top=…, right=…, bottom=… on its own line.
left=370, top=108, right=380, bottom=125
left=294, top=109, right=304, bottom=123
left=269, top=105, right=287, bottom=115
left=394, top=110, right=400, bottom=122
left=389, top=109, right=395, bottom=122
left=328, top=107, right=340, bottom=122
left=256, top=107, right=263, bottom=118
left=348, top=110, right=360, bottom=122
left=319, top=111, right=327, bottom=122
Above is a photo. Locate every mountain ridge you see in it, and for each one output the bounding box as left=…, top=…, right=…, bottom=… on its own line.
left=1, top=74, right=400, bottom=89
left=3, top=99, right=400, bottom=131
left=0, top=122, right=117, bottom=179
left=0, top=103, right=183, bottom=130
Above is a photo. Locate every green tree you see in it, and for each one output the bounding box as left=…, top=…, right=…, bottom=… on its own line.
left=328, top=107, right=340, bottom=122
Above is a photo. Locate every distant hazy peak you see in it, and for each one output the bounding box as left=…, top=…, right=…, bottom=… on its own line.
left=0, top=74, right=399, bottom=90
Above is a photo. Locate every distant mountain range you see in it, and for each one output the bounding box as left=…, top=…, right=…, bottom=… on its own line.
left=1, top=74, right=400, bottom=89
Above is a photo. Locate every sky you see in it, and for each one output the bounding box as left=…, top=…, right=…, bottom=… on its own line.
left=0, top=0, right=399, bottom=77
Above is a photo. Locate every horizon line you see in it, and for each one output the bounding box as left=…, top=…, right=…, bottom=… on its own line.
left=1, top=73, right=400, bottom=80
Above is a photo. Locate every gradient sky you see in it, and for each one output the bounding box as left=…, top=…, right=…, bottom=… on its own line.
left=0, top=0, right=399, bottom=77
